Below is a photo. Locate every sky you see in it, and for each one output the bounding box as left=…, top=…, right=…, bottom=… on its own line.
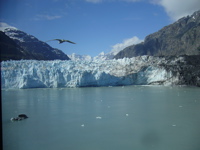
left=0, top=0, right=200, bottom=57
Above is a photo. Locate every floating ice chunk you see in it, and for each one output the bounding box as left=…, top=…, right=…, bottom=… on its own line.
left=126, top=114, right=129, bottom=116
left=172, top=124, right=176, bottom=127
left=179, top=105, right=183, bottom=108
left=96, top=116, right=102, bottom=119
left=81, top=124, right=85, bottom=127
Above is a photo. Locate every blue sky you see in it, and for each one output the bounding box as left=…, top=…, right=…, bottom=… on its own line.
left=0, top=0, right=200, bottom=56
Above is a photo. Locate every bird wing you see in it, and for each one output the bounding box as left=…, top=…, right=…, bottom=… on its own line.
left=63, top=40, right=76, bottom=44
left=45, top=39, right=60, bottom=42
left=46, top=39, right=76, bottom=44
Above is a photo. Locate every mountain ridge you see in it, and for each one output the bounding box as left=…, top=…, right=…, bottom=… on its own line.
left=114, top=10, right=200, bottom=59
left=1, top=28, right=70, bottom=61
left=0, top=31, right=37, bottom=61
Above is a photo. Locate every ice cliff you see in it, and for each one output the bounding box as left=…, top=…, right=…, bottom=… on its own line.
left=1, top=55, right=199, bottom=89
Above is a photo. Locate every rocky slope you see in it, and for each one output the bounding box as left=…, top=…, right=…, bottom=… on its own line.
left=115, top=10, right=200, bottom=59
left=0, top=31, right=36, bottom=61
left=1, top=28, right=70, bottom=61
left=155, top=55, right=200, bottom=86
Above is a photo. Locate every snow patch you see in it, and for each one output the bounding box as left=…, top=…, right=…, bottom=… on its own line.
left=0, top=22, right=18, bottom=31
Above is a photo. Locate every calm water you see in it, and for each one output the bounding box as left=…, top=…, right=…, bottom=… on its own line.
left=2, top=86, right=200, bottom=150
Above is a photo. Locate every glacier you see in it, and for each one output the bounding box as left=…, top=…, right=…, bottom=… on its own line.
left=1, top=56, right=181, bottom=89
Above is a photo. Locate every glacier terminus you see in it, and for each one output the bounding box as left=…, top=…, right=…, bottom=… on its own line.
left=1, top=55, right=189, bottom=89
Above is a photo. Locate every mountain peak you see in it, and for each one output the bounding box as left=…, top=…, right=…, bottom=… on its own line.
left=114, top=9, right=200, bottom=59
left=0, top=22, right=18, bottom=31
left=1, top=25, right=70, bottom=61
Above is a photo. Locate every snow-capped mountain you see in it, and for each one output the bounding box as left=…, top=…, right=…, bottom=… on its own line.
left=0, top=23, right=136, bottom=61
left=1, top=27, right=70, bottom=60
left=93, top=52, right=114, bottom=60
left=2, top=55, right=200, bottom=89
left=69, top=50, right=121, bottom=61
left=0, top=31, right=36, bottom=61
left=68, top=53, right=92, bottom=61
left=93, top=46, right=126, bottom=60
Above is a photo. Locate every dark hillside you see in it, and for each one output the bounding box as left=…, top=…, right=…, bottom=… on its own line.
left=1, top=28, right=70, bottom=61
left=0, top=31, right=35, bottom=61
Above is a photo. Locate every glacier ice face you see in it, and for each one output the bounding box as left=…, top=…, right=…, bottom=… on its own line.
left=1, top=56, right=179, bottom=89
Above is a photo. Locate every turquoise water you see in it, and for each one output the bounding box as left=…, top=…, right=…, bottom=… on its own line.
left=2, top=86, right=200, bottom=150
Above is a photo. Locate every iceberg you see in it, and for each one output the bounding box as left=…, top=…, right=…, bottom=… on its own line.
left=1, top=56, right=180, bottom=89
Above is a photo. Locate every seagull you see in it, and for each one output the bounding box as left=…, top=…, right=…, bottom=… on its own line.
left=46, top=39, right=76, bottom=44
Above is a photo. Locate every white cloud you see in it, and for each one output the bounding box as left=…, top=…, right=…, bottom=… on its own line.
left=122, top=0, right=141, bottom=2
left=111, top=36, right=143, bottom=54
left=152, top=0, right=200, bottom=21
left=85, top=0, right=141, bottom=3
left=85, top=0, right=102, bottom=3
left=34, top=14, right=62, bottom=21
left=0, top=22, right=17, bottom=31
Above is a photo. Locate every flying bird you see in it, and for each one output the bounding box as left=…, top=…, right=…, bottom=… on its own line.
left=46, top=39, right=76, bottom=44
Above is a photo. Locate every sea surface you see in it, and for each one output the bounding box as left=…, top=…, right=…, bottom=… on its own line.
left=2, top=86, right=200, bottom=150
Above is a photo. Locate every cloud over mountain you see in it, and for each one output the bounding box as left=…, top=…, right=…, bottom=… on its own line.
left=86, top=0, right=200, bottom=21
left=0, top=22, right=17, bottom=31
left=111, top=36, right=143, bottom=54
left=34, top=14, right=62, bottom=21
left=152, top=0, right=200, bottom=21
left=85, top=0, right=141, bottom=3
